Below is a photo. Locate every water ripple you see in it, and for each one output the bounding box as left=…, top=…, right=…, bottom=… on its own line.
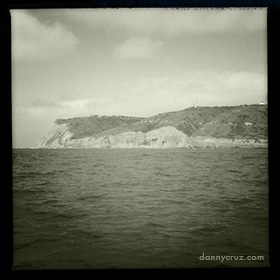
left=13, top=148, right=269, bottom=269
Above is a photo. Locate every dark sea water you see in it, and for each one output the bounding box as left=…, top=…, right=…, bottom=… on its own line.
left=12, top=148, right=270, bottom=269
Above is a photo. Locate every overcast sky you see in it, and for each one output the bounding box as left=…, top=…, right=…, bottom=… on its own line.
left=11, top=8, right=267, bottom=147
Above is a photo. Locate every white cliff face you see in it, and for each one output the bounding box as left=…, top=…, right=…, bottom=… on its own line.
left=38, top=123, right=73, bottom=148
left=39, top=125, right=190, bottom=148
left=111, top=126, right=190, bottom=148
left=38, top=123, right=268, bottom=149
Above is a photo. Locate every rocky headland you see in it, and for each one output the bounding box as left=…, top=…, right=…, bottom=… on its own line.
left=38, top=104, right=268, bottom=149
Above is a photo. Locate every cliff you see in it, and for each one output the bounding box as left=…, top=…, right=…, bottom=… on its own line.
left=38, top=104, right=268, bottom=149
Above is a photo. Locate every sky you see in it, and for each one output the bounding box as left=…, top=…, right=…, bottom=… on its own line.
left=11, top=8, right=267, bottom=147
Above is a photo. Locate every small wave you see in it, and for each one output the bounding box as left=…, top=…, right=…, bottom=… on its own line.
left=54, top=211, right=88, bottom=219
left=77, top=194, right=104, bottom=201
left=91, top=163, right=107, bottom=168
left=14, top=170, right=56, bottom=178
left=13, top=260, right=38, bottom=270
left=37, top=181, right=51, bottom=186
left=227, top=197, right=253, bottom=206
left=155, top=172, right=173, bottom=178
left=40, top=198, right=59, bottom=204
left=34, top=236, right=60, bottom=243
left=86, top=232, right=104, bottom=239
left=13, top=187, right=45, bottom=194
left=227, top=169, right=241, bottom=174
left=14, top=240, right=32, bottom=251
left=242, top=155, right=254, bottom=160
left=40, top=170, right=56, bottom=175
left=145, top=222, right=166, bottom=229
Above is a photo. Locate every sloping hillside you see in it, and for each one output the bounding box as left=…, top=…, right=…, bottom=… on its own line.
left=39, top=104, right=267, bottom=148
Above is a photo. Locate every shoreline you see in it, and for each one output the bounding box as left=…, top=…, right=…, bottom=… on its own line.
left=13, top=145, right=268, bottom=150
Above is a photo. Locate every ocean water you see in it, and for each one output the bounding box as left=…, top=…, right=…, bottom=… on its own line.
left=12, top=148, right=270, bottom=269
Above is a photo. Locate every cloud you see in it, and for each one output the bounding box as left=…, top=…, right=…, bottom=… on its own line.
left=64, top=8, right=266, bottom=37
left=116, top=70, right=267, bottom=116
left=23, top=70, right=267, bottom=118
left=167, top=9, right=267, bottom=35
left=14, top=67, right=267, bottom=121
left=113, top=37, right=163, bottom=60
left=31, top=99, right=62, bottom=108
left=11, top=10, right=79, bottom=61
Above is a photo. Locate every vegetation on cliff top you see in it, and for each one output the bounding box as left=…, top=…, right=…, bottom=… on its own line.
left=54, top=104, right=267, bottom=140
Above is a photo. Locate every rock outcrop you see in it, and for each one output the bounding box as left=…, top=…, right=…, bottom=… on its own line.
left=38, top=104, right=268, bottom=149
